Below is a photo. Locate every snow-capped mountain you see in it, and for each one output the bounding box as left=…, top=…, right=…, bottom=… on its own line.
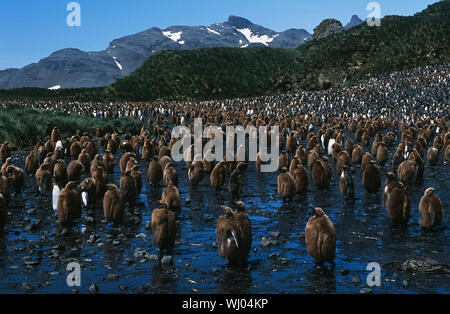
left=0, top=15, right=325, bottom=89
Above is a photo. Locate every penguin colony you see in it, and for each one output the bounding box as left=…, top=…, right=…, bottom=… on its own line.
left=0, top=64, right=447, bottom=269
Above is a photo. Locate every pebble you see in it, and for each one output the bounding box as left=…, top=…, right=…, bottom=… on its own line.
left=147, top=254, right=159, bottom=261
left=351, top=275, right=362, bottom=284
left=270, top=232, right=281, bottom=238
left=260, top=237, right=270, bottom=247
left=106, top=273, right=119, bottom=281
left=161, top=256, right=173, bottom=265
left=88, top=283, right=99, bottom=294
left=135, top=233, right=147, bottom=240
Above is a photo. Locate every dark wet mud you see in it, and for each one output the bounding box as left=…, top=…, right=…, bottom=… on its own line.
left=0, top=128, right=448, bottom=294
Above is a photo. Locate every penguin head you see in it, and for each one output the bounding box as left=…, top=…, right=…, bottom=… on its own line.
left=234, top=201, right=246, bottom=212
left=425, top=187, right=436, bottom=195
left=65, top=181, right=78, bottom=190
left=386, top=172, right=396, bottom=181
left=220, top=205, right=235, bottom=217
left=308, top=207, right=326, bottom=217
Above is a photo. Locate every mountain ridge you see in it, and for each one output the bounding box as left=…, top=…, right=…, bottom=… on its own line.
left=0, top=15, right=316, bottom=89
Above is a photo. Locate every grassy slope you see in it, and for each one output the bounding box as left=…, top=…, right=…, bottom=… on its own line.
left=0, top=104, right=143, bottom=149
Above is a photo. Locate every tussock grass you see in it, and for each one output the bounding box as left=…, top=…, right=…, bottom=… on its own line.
left=0, top=103, right=143, bottom=149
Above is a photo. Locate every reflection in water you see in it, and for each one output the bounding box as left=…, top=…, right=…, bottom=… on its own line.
left=305, top=265, right=336, bottom=294
left=151, top=263, right=178, bottom=293
left=218, top=266, right=253, bottom=294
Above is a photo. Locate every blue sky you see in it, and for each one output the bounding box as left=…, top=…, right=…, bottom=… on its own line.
left=0, top=0, right=440, bottom=70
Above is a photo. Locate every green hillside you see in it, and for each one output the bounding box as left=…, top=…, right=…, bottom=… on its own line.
left=1, top=0, right=449, bottom=102
left=110, top=0, right=450, bottom=100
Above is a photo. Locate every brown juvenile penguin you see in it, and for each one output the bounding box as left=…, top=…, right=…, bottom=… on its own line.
left=1, top=157, right=13, bottom=177
left=397, top=159, right=417, bottom=184
left=295, top=145, right=307, bottom=166
left=151, top=206, right=177, bottom=258
left=0, top=193, right=7, bottom=232
left=386, top=182, right=410, bottom=227
left=419, top=188, right=443, bottom=230
left=362, top=160, right=381, bottom=193
left=77, top=149, right=90, bottom=172
left=361, top=152, right=374, bottom=171
left=445, top=144, right=450, bottom=162
left=216, top=204, right=252, bottom=266
left=160, top=182, right=181, bottom=216
left=382, top=172, right=399, bottom=209
left=311, top=159, right=330, bottom=189
left=103, top=184, right=123, bottom=225
left=90, top=154, right=105, bottom=176
left=376, top=143, right=388, bottom=166
left=289, top=157, right=301, bottom=175
left=142, top=140, right=153, bottom=161
left=25, top=151, right=39, bottom=176
left=70, top=141, right=82, bottom=159
left=0, top=142, right=11, bottom=163
left=120, top=170, right=136, bottom=210
left=67, top=160, right=85, bottom=182
left=228, top=166, right=243, bottom=200
left=339, top=165, right=354, bottom=199
left=148, top=157, right=163, bottom=187
left=286, top=132, right=297, bottom=154
left=233, top=201, right=252, bottom=265
left=277, top=167, right=296, bottom=202
left=130, top=165, right=142, bottom=196
left=210, top=160, right=227, bottom=191
left=6, top=165, right=24, bottom=195
left=80, top=178, right=96, bottom=208
left=188, top=160, right=204, bottom=186
left=305, top=207, right=336, bottom=265
left=351, top=145, right=363, bottom=165
left=163, top=162, right=178, bottom=187
left=92, top=166, right=107, bottom=200
left=53, top=159, right=68, bottom=189
left=293, top=164, right=308, bottom=194
left=85, top=140, right=98, bottom=160
left=57, top=181, right=82, bottom=228
left=277, top=150, right=289, bottom=171
left=102, top=151, right=115, bottom=174
left=307, top=150, right=320, bottom=170
left=0, top=176, right=10, bottom=203
left=35, top=163, right=52, bottom=195
left=120, top=152, right=136, bottom=175
left=427, top=147, right=439, bottom=166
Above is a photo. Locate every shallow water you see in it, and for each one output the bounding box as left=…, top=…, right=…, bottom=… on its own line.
left=0, top=127, right=448, bottom=294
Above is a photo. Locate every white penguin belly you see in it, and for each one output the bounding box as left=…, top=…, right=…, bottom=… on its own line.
left=82, top=191, right=88, bottom=207
left=52, top=186, right=60, bottom=212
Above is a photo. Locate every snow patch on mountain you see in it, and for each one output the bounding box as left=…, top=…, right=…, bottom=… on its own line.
left=162, top=30, right=183, bottom=42
left=236, top=28, right=278, bottom=46
left=112, top=56, right=123, bottom=71
left=207, top=27, right=220, bottom=35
